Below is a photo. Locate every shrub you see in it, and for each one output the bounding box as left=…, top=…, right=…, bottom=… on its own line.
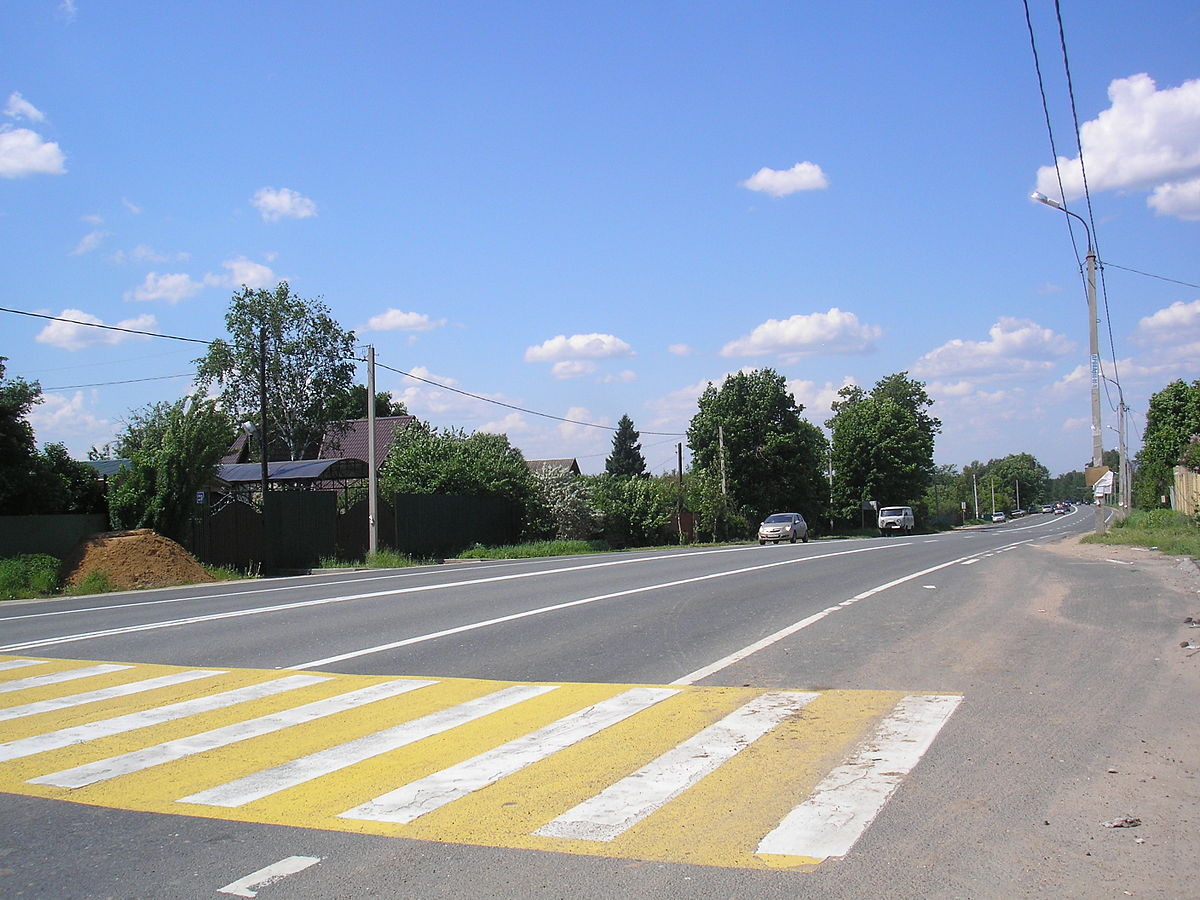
left=0, top=554, right=62, bottom=600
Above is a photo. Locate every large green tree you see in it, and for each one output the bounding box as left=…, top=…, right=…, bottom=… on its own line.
left=0, top=358, right=47, bottom=514
left=194, top=282, right=357, bottom=461
left=324, top=384, right=408, bottom=422
left=827, top=372, right=939, bottom=519
left=687, top=369, right=827, bottom=525
left=107, top=395, right=235, bottom=542
left=1134, top=379, right=1200, bottom=508
left=605, top=414, right=647, bottom=478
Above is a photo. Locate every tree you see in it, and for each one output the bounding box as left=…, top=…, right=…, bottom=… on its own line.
left=194, top=282, right=357, bottom=461
left=827, top=372, right=939, bottom=519
left=324, top=384, right=408, bottom=422
left=378, top=425, right=541, bottom=534
left=107, top=395, right=235, bottom=542
left=587, top=474, right=677, bottom=548
left=1135, top=379, right=1200, bottom=508
left=687, top=369, right=827, bottom=526
left=0, top=358, right=46, bottom=514
left=606, top=414, right=647, bottom=478
left=528, top=464, right=595, bottom=541
left=985, top=453, right=1050, bottom=510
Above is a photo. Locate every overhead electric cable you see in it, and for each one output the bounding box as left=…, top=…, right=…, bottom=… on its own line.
left=0, top=306, right=211, bottom=345
left=41, top=373, right=195, bottom=392
left=1101, top=262, right=1200, bottom=291
left=372, top=358, right=685, bottom=436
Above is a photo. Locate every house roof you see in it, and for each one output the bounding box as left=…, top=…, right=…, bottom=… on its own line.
left=525, top=458, right=582, bottom=476
left=217, top=459, right=368, bottom=484
left=83, top=458, right=131, bottom=478
left=318, top=415, right=415, bottom=468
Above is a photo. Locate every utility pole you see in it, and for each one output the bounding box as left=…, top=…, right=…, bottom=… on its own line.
left=973, top=473, right=979, bottom=520
left=367, top=345, right=378, bottom=557
left=717, top=424, right=727, bottom=497
left=258, top=323, right=271, bottom=573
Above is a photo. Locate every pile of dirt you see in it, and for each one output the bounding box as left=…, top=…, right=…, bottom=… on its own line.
left=60, top=529, right=215, bottom=592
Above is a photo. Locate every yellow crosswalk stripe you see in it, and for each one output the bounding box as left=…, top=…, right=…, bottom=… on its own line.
left=0, top=655, right=959, bottom=870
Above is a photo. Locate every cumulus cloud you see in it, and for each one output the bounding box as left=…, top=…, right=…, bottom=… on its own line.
left=0, top=126, right=66, bottom=177
left=1148, top=178, right=1200, bottom=220
left=124, top=272, right=205, bottom=304
left=525, top=333, right=634, bottom=363
left=35, top=309, right=157, bottom=351
left=28, top=392, right=109, bottom=445
left=787, top=376, right=858, bottom=423
left=911, top=317, right=1073, bottom=380
left=4, top=92, right=45, bottom=122
left=740, top=162, right=828, bottom=197
left=720, top=308, right=882, bottom=360
left=205, top=256, right=278, bottom=290
left=366, top=309, right=447, bottom=332
left=667, top=343, right=695, bottom=356
left=252, top=187, right=317, bottom=222
left=551, top=360, right=597, bottom=379
left=600, top=369, right=637, bottom=384
left=1131, top=299, right=1200, bottom=364
left=1034, top=74, right=1200, bottom=219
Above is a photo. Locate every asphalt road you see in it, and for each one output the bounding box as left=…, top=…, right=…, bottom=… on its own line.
left=1, top=509, right=1197, bottom=899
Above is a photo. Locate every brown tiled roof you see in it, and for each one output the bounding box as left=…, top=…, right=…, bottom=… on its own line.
left=318, top=416, right=416, bottom=469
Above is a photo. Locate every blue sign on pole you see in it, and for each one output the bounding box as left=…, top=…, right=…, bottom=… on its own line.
left=195, top=491, right=205, bottom=504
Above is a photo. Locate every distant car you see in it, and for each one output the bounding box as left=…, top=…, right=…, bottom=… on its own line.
left=1011, top=509, right=1026, bottom=518
left=877, top=505, right=915, bottom=536
left=1054, top=505, right=1066, bottom=515
left=758, top=512, right=808, bottom=544
left=1041, top=505, right=1053, bottom=514
left=991, top=511, right=1006, bottom=523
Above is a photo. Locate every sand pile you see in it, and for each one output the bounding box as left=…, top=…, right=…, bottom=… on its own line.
left=60, top=529, right=215, bottom=591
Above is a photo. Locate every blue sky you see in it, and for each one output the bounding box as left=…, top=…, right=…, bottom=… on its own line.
left=4, top=1, right=1198, bottom=479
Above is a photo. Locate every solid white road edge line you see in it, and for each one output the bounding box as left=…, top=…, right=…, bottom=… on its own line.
left=671, top=538, right=1037, bottom=685
left=217, top=856, right=321, bottom=898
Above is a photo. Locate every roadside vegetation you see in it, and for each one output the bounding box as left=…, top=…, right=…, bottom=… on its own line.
left=1082, top=509, right=1200, bottom=558
left=0, top=553, right=242, bottom=601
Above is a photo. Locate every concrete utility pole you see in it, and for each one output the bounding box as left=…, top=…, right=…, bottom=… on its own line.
left=367, top=345, right=378, bottom=557
left=1031, top=192, right=1105, bottom=533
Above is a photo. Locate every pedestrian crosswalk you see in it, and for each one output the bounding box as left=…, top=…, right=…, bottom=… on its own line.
left=0, top=654, right=960, bottom=870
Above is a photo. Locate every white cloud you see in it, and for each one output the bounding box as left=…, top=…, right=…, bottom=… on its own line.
left=667, top=343, right=694, bottom=356
left=478, top=412, right=530, bottom=435
left=1034, top=74, right=1200, bottom=219
left=740, top=162, right=828, bottom=197
left=252, top=187, right=317, bottom=222
left=124, top=244, right=188, bottom=264
left=0, top=126, right=66, bottom=177
left=57, top=1, right=78, bottom=24
left=788, top=376, right=857, bottom=424
left=124, top=272, right=205, bottom=304
left=204, top=256, right=278, bottom=290
left=558, top=406, right=608, bottom=442
left=720, top=308, right=882, bottom=360
left=525, top=333, right=635, bottom=363
left=911, top=317, right=1073, bottom=380
left=600, top=369, right=637, bottom=384
left=1133, top=298, right=1200, bottom=346
left=35, top=309, right=157, bottom=351
left=367, top=309, right=447, bottom=332
left=122, top=197, right=142, bottom=215
left=70, top=229, right=108, bottom=255
left=551, top=360, right=597, bottom=379
left=1148, top=177, right=1200, bottom=220
left=28, top=392, right=109, bottom=445
left=4, top=92, right=46, bottom=122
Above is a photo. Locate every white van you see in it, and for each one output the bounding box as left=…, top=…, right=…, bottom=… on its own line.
left=878, top=506, right=914, bottom=536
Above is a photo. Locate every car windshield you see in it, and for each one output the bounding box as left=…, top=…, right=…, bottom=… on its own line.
left=764, top=514, right=792, bottom=523
left=880, top=508, right=905, bottom=516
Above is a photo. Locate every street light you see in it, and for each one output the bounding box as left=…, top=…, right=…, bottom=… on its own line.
left=1031, top=191, right=1105, bottom=533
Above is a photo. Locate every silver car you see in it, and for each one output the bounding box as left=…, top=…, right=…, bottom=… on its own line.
left=758, top=512, right=809, bottom=544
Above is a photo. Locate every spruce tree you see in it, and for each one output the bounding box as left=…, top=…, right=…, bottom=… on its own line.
left=606, top=414, right=647, bottom=477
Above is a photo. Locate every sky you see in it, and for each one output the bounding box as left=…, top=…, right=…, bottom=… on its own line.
left=3, top=1, right=1199, bottom=479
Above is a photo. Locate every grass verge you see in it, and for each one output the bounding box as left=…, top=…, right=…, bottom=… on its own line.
left=455, top=540, right=610, bottom=560
left=1081, top=508, right=1200, bottom=558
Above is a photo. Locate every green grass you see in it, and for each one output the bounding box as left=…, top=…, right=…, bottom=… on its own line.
left=0, top=554, right=63, bottom=601
left=1082, top=508, right=1200, bottom=557
left=454, top=540, right=610, bottom=560
left=317, top=549, right=430, bottom=569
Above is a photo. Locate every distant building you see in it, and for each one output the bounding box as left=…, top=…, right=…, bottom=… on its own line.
left=525, top=458, right=582, bottom=477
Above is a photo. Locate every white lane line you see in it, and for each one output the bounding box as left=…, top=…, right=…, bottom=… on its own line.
left=756, top=693, right=962, bottom=861
left=0, top=659, right=48, bottom=672
left=180, top=684, right=556, bottom=808
left=961, top=559, right=980, bottom=566
left=0, top=544, right=893, bottom=656
left=0, top=669, right=223, bottom=723
left=537, top=691, right=819, bottom=842
left=0, top=674, right=327, bottom=763
left=0, top=663, right=131, bottom=694
left=341, top=687, right=679, bottom=825
left=31, top=679, right=436, bottom=788
left=217, top=855, right=321, bottom=898
left=289, top=544, right=898, bottom=670
left=672, top=538, right=1037, bottom=685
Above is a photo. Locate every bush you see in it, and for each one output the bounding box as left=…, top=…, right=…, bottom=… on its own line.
left=0, top=554, right=62, bottom=600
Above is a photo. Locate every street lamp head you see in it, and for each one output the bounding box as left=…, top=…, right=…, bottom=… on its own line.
left=1030, top=191, right=1063, bottom=210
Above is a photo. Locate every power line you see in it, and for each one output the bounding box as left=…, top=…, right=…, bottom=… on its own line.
left=0, top=306, right=211, bottom=345
left=1101, top=262, right=1200, bottom=291
left=42, top=373, right=195, bottom=392
left=372, top=357, right=685, bottom=436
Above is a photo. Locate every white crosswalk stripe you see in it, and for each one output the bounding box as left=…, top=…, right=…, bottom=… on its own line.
left=0, top=659, right=49, bottom=672
left=31, top=679, right=436, bottom=788
left=180, top=683, right=557, bottom=808
left=0, top=670, right=223, bottom=723
left=0, top=674, right=327, bottom=763
left=341, top=686, right=680, bottom=825
left=537, top=690, right=819, bottom=842
left=0, top=664, right=132, bottom=694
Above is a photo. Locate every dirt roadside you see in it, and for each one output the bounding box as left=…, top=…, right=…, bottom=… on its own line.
left=58, top=529, right=215, bottom=591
